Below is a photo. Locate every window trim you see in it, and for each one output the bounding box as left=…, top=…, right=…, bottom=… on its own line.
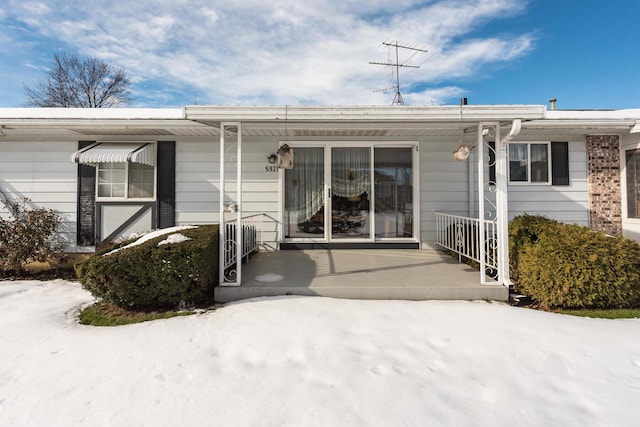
left=623, top=145, right=640, bottom=222
left=95, top=161, right=157, bottom=202
left=507, top=142, right=552, bottom=185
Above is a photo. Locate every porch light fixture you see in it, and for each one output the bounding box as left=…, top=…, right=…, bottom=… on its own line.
left=267, top=154, right=277, bottom=163
left=276, top=105, right=294, bottom=169
left=453, top=98, right=474, bottom=161
left=0, top=126, right=5, bottom=137
left=482, top=128, right=494, bottom=138
left=277, top=144, right=294, bottom=169
left=453, top=143, right=472, bottom=161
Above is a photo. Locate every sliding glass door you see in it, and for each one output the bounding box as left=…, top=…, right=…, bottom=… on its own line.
left=331, top=147, right=371, bottom=239
left=284, top=144, right=415, bottom=242
left=374, top=148, right=413, bottom=238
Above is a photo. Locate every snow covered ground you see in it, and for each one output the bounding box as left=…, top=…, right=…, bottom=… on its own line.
left=1, top=280, right=640, bottom=426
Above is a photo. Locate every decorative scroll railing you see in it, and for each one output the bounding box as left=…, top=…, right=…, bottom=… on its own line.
left=434, top=212, right=498, bottom=279
left=222, top=213, right=264, bottom=283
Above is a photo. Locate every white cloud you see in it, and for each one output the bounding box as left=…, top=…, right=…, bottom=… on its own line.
left=200, top=7, right=219, bottom=24
left=4, top=0, right=533, bottom=106
left=403, top=86, right=467, bottom=106
left=22, top=62, right=47, bottom=71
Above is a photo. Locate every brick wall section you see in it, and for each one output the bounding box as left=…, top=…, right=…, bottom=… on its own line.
left=587, top=135, right=622, bottom=235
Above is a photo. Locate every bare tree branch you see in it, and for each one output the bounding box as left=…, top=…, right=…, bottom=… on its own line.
left=23, top=53, right=134, bottom=108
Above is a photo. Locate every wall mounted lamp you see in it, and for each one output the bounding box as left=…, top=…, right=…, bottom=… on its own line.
left=267, top=154, right=277, bottom=163
left=0, top=126, right=5, bottom=137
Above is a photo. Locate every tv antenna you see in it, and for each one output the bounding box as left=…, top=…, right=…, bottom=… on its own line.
left=369, top=41, right=428, bottom=105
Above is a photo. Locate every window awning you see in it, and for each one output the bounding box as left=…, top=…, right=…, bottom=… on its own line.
left=71, top=143, right=156, bottom=166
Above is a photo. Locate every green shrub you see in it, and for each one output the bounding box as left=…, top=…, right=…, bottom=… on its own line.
left=75, top=225, right=219, bottom=310
left=0, top=198, right=63, bottom=275
left=508, top=214, right=560, bottom=283
left=517, top=223, right=640, bottom=309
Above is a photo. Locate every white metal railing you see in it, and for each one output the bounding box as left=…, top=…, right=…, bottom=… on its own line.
left=222, top=213, right=265, bottom=283
left=434, top=212, right=498, bottom=278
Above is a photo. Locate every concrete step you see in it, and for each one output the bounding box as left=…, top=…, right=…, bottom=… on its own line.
left=215, top=284, right=509, bottom=303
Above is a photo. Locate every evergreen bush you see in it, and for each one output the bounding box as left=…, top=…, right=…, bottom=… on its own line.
left=75, top=225, right=219, bottom=310
left=508, top=214, right=560, bottom=283
left=0, top=198, right=63, bottom=275
left=516, top=223, right=640, bottom=309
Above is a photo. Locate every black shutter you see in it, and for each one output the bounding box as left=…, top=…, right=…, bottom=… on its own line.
left=551, top=141, right=569, bottom=185
left=157, top=141, right=176, bottom=229
left=77, top=141, right=96, bottom=246
left=488, top=141, right=496, bottom=184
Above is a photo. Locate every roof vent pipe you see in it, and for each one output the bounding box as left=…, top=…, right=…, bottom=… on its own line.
left=549, top=98, right=557, bottom=110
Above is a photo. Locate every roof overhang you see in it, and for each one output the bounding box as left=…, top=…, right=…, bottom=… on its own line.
left=519, top=110, right=640, bottom=136
left=0, top=107, right=218, bottom=137
left=184, top=104, right=547, bottom=123
left=2, top=106, right=640, bottom=139
left=184, top=105, right=547, bottom=138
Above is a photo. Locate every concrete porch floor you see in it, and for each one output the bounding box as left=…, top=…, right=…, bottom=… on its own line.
left=215, top=249, right=509, bottom=303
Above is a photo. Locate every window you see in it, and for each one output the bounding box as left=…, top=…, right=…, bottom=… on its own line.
left=626, top=148, right=640, bottom=219
left=501, top=141, right=568, bottom=185
left=509, top=143, right=550, bottom=183
left=97, top=162, right=155, bottom=199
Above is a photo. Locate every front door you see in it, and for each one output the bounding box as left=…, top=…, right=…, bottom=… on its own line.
left=283, top=145, right=415, bottom=242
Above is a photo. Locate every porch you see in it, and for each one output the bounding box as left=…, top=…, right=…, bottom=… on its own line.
left=214, top=248, right=509, bottom=303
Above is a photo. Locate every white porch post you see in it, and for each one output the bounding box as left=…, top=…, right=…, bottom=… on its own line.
left=219, top=124, right=225, bottom=285
left=236, top=123, right=242, bottom=285
left=477, top=123, right=487, bottom=285
left=219, top=122, right=243, bottom=286
left=477, top=121, right=510, bottom=287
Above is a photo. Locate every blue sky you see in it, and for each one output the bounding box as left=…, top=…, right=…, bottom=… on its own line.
left=0, top=0, right=638, bottom=109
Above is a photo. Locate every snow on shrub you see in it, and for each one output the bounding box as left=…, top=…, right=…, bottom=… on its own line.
left=158, top=233, right=191, bottom=246
left=75, top=225, right=219, bottom=310
left=104, top=226, right=196, bottom=256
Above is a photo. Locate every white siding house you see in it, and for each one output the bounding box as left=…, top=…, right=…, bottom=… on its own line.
left=1, top=105, right=639, bottom=288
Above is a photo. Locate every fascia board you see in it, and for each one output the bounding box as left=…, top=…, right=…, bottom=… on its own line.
left=0, top=118, right=203, bottom=129
left=0, top=108, right=184, bottom=120
left=185, top=105, right=546, bottom=122
left=524, top=119, right=636, bottom=130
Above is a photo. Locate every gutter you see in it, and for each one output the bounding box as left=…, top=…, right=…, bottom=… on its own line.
left=497, top=119, right=522, bottom=288
left=500, top=119, right=522, bottom=145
